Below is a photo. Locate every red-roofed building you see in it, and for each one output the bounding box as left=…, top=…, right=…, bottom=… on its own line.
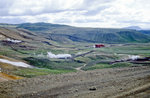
left=95, top=44, right=105, bottom=48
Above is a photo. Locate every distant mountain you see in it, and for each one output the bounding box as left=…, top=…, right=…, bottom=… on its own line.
left=0, top=23, right=18, bottom=28
left=17, top=23, right=150, bottom=43
left=124, top=26, right=142, bottom=30
left=138, top=30, right=150, bottom=35
left=123, top=26, right=150, bottom=36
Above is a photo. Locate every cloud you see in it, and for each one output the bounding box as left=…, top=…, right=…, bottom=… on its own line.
left=0, top=16, right=25, bottom=23
left=0, top=0, right=150, bottom=29
left=1, top=0, right=85, bottom=16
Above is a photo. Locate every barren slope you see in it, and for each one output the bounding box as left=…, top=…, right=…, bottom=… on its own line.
left=0, top=66, right=150, bottom=98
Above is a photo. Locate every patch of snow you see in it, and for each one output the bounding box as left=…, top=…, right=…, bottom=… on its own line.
left=0, top=59, right=32, bottom=68
left=47, top=52, right=72, bottom=59
left=6, top=38, right=22, bottom=43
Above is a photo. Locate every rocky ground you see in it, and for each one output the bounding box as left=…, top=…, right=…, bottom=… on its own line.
left=0, top=66, right=150, bottom=98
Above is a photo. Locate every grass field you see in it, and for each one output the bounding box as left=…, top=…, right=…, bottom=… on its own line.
left=13, top=68, right=75, bottom=78
left=82, top=62, right=132, bottom=70
left=1, top=42, right=150, bottom=78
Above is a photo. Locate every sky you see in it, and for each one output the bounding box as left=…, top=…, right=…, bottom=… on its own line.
left=0, top=0, right=150, bottom=29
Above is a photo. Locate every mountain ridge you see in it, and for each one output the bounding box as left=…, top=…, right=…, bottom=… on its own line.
left=1, top=22, right=150, bottom=44
left=123, top=26, right=142, bottom=30
left=17, top=23, right=150, bottom=43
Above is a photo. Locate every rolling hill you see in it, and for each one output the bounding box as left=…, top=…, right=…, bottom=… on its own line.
left=0, top=22, right=150, bottom=44
left=0, top=26, right=59, bottom=55
left=17, top=23, right=150, bottom=43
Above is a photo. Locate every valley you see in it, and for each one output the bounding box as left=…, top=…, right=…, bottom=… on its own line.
left=0, top=23, right=150, bottom=97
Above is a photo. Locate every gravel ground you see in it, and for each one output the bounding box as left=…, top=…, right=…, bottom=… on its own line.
left=0, top=66, right=150, bottom=98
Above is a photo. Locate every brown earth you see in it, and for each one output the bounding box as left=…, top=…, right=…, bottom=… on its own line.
left=0, top=66, right=150, bottom=98
left=0, top=72, right=22, bottom=82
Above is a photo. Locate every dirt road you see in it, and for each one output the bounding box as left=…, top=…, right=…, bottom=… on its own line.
left=75, top=64, right=86, bottom=71
left=0, top=66, right=150, bottom=98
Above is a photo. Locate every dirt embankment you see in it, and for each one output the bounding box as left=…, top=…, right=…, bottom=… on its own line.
left=0, top=66, right=150, bottom=98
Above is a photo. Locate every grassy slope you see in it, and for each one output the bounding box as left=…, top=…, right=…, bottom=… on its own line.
left=83, top=62, right=132, bottom=70
left=139, top=30, right=150, bottom=35
left=17, top=23, right=150, bottom=43
left=0, top=27, right=78, bottom=78
left=13, top=68, right=75, bottom=78
left=75, top=43, right=150, bottom=70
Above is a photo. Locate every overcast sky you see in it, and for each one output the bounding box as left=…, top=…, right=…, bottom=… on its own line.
left=0, top=0, right=150, bottom=29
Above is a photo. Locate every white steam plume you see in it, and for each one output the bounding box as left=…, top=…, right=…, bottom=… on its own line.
left=128, top=55, right=140, bottom=60
left=47, top=52, right=72, bottom=59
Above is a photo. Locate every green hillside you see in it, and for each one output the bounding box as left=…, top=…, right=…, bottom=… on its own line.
left=139, top=30, right=150, bottom=35
left=17, top=23, right=150, bottom=43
